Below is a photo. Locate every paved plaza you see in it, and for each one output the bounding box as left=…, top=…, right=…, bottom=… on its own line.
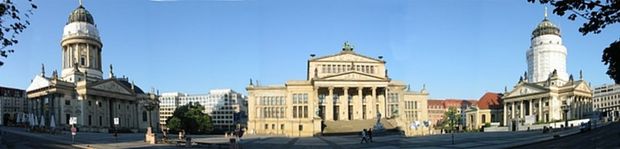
left=0, top=125, right=589, bottom=149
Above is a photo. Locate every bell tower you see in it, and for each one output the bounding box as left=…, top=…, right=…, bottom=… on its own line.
left=60, top=2, right=103, bottom=83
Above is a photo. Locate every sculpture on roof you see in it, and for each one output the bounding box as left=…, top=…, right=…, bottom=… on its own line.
left=41, top=63, right=45, bottom=77
left=342, top=41, right=353, bottom=51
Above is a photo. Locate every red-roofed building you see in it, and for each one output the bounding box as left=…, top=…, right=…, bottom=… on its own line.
left=465, top=92, right=504, bottom=130
left=427, top=98, right=478, bottom=130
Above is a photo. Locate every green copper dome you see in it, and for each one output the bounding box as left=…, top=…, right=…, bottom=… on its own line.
left=531, top=18, right=560, bottom=38
left=67, top=5, right=94, bottom=25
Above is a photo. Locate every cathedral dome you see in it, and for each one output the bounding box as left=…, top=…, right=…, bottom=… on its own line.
left=531, top=18, right=560, bottom=38
left=62, top=4, right=100, bottom=41
left=67, top=5, right=94, bottom=25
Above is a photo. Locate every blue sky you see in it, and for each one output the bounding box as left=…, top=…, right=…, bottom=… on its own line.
left=0, top=0, right=618, bottom=99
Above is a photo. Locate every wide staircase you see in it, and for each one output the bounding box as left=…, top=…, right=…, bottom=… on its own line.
left=322, top=118, right=399, bottom=136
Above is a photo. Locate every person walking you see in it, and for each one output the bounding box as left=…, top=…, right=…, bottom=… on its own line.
left=360, top=129, right=369, bottom=144
left=368, top=128, right=373, bottom=142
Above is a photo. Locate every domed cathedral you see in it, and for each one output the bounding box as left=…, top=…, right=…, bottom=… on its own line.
left=61, top=4, right=103, bottom=83
left=25, top=2, right=160, bottom=133
left=502, top=8, right=593, bottom=130
left=247, top=42, right=431, bottom=137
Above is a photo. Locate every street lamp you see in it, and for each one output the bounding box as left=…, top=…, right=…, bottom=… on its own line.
left=141, top=98, right=157, bottom=144
left=561, top=103, right=570, bottom=128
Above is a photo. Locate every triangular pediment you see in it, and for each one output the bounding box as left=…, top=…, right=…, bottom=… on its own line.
left=320, top=72, right=385, bottom=81
left=574, top=81, right=592, bottom=93
left=26, top=75, right=51, bottom=92
left=311, top=52, right=382, bottom=63
left=505, top=83, right=549, bottom=98
left=90, top=80, right=133, bottom=95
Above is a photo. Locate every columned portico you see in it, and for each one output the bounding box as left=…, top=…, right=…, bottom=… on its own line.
left=313, top=86, right=386, bottom=122
left=247, top=42, right=430, bottom=137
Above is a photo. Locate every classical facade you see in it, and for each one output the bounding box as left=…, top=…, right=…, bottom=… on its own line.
left=502, top=11, right=593, bottom=128
left=159, top=89, right=247, bottom=131
left=0, top=86, right=28, bottom=126
left=25, top=3, right=159, bottom=133
left=593, top=84, right=620, bottom=121
left=247, top=42, right=429, bottom=137
left=465, top=92, right=503, bottom=130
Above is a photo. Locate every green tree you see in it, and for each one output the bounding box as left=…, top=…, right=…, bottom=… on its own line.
left=166, top=102, right=213, bottom=134
left=0, top=0, right=37, bottom=66
left=167, top=117, right=181, bottom=131
left=441, top=107, right=461, bottom=133
left=528, top=0, right=620, bottom=83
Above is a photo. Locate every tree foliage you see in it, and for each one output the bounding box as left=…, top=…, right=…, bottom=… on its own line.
left=528, top=0, right=620, bottom=83
left=439, top=107, right=461, bottom=132
left=165, top=102, right=213, bottom=134
left=0, top=0, right=37, bottom=66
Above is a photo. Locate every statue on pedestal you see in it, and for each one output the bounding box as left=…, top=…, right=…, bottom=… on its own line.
left=374, top=112, right=384, bottom=132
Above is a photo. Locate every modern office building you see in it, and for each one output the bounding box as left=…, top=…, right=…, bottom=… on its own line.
left=593, top=84, right=620, bottom=121
left=159, top=89, right=247, bottom=131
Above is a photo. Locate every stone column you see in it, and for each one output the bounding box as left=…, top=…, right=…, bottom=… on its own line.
left=355, top=87, right=363, bottom=120
left=520, top=100, right=524, bottom=119
left=370, top=87, right=378, bottom=119
left=529, top=99, right=533, bottom=116
left=343, top=87, right=349, bottom=120
left=538, top=98, right=543, bottom=122
left=364, top=86, right=379, bottom=119
left=325, top=87, right=334, bottom=121
left=511, top=102, right=515, bottom=120
left=503, top=102, right=508, bottom=126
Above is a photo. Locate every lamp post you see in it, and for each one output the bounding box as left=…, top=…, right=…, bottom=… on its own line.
left=141, top=98, right=157, bottom=144
left=561, top=103, right=570, bottom=128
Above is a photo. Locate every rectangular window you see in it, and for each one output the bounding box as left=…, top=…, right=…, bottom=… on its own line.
left=303, top=106, right=308, bottom=118
left=293, top=106, right=297, bottom=118
left=65, top=100, right=70, bottom=105
left=303, top=94, right=308, bottom=104
left=299, top=125, right=303, bottom=131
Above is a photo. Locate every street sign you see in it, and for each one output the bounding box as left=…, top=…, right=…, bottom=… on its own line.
left=114, top=117, right=119, bottom=125
left=69, top=117, right=77, bottom=125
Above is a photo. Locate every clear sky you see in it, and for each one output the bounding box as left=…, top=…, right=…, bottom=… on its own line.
left=0, top=0, right=618, bottom=99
